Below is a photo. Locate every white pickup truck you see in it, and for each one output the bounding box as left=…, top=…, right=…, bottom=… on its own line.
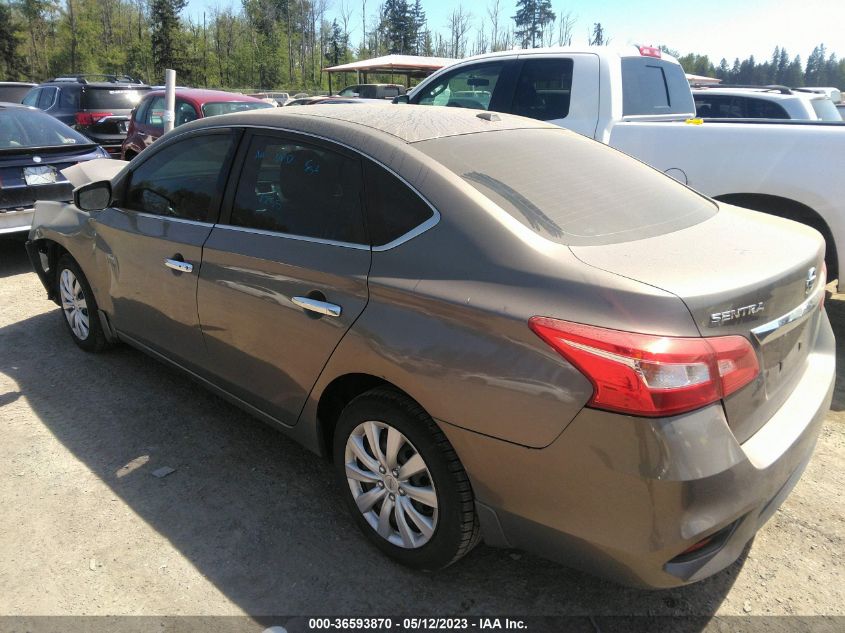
left=400, top=46, right=845, bottom=286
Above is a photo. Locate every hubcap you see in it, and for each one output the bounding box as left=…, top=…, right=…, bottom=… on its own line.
left=59, top=269, right=90, bottom=341
left=345, top=421, right=438, bottom=549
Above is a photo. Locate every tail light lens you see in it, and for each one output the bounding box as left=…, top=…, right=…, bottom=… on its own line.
left=75, top=111, right=113, bottom=126
left=528, top=317, right=759, bottom=417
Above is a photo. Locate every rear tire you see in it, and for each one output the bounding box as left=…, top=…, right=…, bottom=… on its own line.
left=333, top=387, right=480, bottom=570
left=55, top=254, right=108, bottom=352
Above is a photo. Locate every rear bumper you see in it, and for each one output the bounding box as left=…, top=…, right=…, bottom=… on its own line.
left=0, top=208, right=34, bottom=234
left=441, top=313, right=835, bottom=588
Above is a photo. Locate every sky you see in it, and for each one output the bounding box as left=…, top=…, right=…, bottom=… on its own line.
left=183, top=0, right=845, bottom=64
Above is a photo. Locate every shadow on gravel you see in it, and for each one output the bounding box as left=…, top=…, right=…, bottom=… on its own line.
left=0, top=236, right=31, bottom=279
left=823, top=293, right=845, bottom=411
left=0, top=308, right=745, bottom=621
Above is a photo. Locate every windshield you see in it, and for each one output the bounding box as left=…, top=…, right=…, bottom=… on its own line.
left=810, top=98, right=843, bottom=121
left=201, top=101, right=273, bottom=117
left=621, top=57, right=696, bottom=117
left=0, top=107, right=91, bottom=149
left=83, top=88, right=149, bottom=110
left=415, top=128, right=717, bottom=246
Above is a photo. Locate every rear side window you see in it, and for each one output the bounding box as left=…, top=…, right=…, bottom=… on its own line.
left=810, top=98, right=841, bottom=121
left=83, top=88, right=147, bottom=110
left=229, top=134, right=366, bottom=244
left=201, top=101, right=272, bottom=117
left=513, top=58, right=573, bottom=121
left=125, top=133, right=236, bottom=222
left=622, top=57, right=695, bottom=116
left=364, top=162, right=434, bottom=247
left=144, top=96, right=165, bottom=126
left=745, top=98, right=789, bottom=119
left=37, top=87, right=57, bottom=110
left=414, top=63, right=504, bottom=110
left=58, top=88, right=78, bottom=109
left=416, top=128, right=716, bottom=247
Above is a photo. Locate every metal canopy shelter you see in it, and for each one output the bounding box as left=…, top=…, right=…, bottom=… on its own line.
left=324, top=54, right=457, bottom=94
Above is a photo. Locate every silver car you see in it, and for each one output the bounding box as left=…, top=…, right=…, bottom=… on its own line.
left=26, top=105, right=834, bottom=587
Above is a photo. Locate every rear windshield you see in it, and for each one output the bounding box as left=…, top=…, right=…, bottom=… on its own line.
left=415, top=128, right=717, bottom=246
left=810, top=98, right=842, bottom=121
left=0, top=107, right=90, bottom=149
left=83, top=87, right=149, bottom=110
left=201, top=101, right=273, bottom=117
left=621, top=57, right=695, bottom=117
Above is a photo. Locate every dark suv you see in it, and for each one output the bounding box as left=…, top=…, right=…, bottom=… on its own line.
left=22, top=75, right=151, bottom=157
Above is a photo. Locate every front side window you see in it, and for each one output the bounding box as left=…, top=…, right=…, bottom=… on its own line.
left=413, top=63, right=504, bottom=110
left=22, top=89, right=40, bottom=107
left=124, top=133, right=236, bottom=222
left=513, top=58, right=574, bottom=121
left=230, top=134, right=366, bottom=244
left=175, top=100, right=199, bottom=127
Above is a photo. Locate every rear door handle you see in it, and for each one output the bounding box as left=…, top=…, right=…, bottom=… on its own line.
left=291, top=296, right=342, bottom=317
left=164, top=258, right=193, bottom=273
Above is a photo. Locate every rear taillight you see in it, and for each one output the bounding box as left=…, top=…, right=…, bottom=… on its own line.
left=75, top=111, right=113, bottom=126
left=528, top=317, right=759, bottom=417
left=638, top=45, right=662, bottom=58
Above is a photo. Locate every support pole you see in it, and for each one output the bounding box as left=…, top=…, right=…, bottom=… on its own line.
left=163, top=69, right=176, bottom=134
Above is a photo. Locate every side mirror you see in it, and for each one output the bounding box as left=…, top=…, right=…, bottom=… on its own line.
left=74, top=180, right=112, bottom=212
left=392, top=94, right=410, bottom=105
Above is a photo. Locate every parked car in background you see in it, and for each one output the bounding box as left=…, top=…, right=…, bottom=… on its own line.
left=26, top=105, right=833, bottom=588
left=0, top=82, right=37, bottom=103
left=121, top=88, right=273, bottom=159
left=837, top=103, right=845, bottom=118
left=402, top=46, right=845, bottom=287
left=0, top=103, right=108, bottom=234
left=251, top=91, right=292, bottom=106
left=794, top=86, right=842, bottom=105
left=22, top=75, right=150, bottom=157
left=692, top=85, right=843, bottom=120
left=285, top=96, right=384, bottom=106
left=337, top=83, right=406, bottom=99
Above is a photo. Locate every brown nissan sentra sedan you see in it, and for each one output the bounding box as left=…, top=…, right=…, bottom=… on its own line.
left=26, top=105, right=834, bottom=588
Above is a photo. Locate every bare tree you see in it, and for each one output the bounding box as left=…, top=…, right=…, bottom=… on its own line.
left=557, top=10, right=575, bottom=46
left=446, top=7, right=472, bottom=58
left=487, top=0, right=502, bottom=52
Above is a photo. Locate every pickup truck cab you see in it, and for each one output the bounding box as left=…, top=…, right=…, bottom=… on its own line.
left=403, top=46, right=845, bottom=286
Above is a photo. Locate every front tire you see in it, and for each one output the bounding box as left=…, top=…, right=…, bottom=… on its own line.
left=333, top=387, right=480, bottom=570
left=56, top=254, right=108, bottom=352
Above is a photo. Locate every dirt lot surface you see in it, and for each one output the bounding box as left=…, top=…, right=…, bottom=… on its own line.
left=0, top=235, right=842, bottom=618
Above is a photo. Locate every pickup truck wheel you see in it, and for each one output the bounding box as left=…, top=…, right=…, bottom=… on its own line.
left=56, top=254, right=108, bottom=352
left=333, top=387, right=480, bottom=570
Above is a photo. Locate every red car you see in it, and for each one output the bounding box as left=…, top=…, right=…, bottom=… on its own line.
left=121, top=88, right=272, bottom=159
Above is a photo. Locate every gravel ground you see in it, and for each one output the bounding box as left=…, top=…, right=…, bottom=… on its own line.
left=0, top=235, right=842, bottom=617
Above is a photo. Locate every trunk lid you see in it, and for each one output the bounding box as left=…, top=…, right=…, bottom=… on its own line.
left=570, top=204, right=825, bottom=442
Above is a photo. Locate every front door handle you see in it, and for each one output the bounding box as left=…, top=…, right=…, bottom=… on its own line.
left=164, top=257, right=193, bottom=273
left=291, top=296, right=342, bottom=317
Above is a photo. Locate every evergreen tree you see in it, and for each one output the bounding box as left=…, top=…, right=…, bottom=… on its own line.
left=326, top=18, right=345, bottom=65
left=588, top=22, right=607, bottom=46
left=0, top=2, right=24, bottom=79
left=150, top=0, right=187, bottom=75
left=513, top=0, right=555, bottom=49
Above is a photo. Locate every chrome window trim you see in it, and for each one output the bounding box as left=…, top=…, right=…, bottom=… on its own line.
left=115, top=208, right=215, bottom=227
left=213, top=223, right=371, bottom=251
left=750, top=282, right=825, bottom=344
left=197, top=123, right=441, bottom=250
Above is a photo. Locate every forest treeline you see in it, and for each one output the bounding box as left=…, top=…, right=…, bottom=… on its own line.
left=1, top=0, right=843, bottom=92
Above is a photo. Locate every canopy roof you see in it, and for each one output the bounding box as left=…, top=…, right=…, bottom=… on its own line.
left=324, top=54, right=457, bottom=76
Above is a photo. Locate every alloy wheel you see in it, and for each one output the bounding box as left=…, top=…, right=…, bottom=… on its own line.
left=344, top=420, right=439, bottom=549
left=59, top=268, right=90, bottom=341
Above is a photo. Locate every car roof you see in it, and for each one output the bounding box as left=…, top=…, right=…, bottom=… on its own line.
left=691, top=87, right=808, bottom=100
left=143, top=88, right=266, bottom=104
left=184, top=102, right=559, bottom=144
